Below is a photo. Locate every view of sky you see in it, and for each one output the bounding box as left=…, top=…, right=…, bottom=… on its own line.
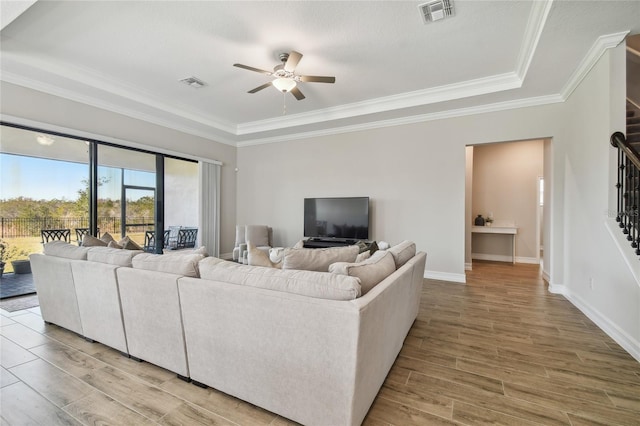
left=0, top=153, right=155, bottom=201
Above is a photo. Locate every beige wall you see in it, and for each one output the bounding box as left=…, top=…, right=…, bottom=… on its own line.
left=470, top=139, right=544, bottom=262
left=0, top=81, right=238, bottom=252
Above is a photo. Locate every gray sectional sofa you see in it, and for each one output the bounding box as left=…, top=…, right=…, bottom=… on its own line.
left=30, top=240, right=426, bottom=426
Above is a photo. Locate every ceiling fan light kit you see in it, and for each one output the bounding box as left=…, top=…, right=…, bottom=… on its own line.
left=272, top=77, right=296, bottom=93
left=233, top=50, right=335, bottom=101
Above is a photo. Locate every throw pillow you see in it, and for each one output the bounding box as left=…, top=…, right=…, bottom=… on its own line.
left=282, top=245, right=359, bottom=272
left=247, top=242, right=281, bottom=268
left=355, top=251, right=371, bottom=263
left=100, top=232, right=116, bottom=244
left=108, top=241, right=123, bottom=249
left=81, top=235, right=107, bottom=247
left=329, top=250, right=396, bottom=295
left=388, top=240, right=416, bottom=269
left=118, top=236, right=143, bottom=251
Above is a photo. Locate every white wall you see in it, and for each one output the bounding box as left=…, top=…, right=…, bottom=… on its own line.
left=471, top=140, right=544, bottom=262
left=237, top=45, right=639, bottom=359
left=164, top=158, right=199, bottom=229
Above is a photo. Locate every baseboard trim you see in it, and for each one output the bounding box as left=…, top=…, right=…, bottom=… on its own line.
left=547, top=282, right=567, bottom=295
left=424, top=270, right=466, bottom=284
left=542, top=269, right=550, bottom=283
left=564, top=291, right=640, bottom=363
left=472, top=253, right=539, bottom=264
left=465, top=262, right=473, bottom=271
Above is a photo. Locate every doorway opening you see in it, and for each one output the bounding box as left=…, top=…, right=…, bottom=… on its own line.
left=465, top=138, right=550, bottom=274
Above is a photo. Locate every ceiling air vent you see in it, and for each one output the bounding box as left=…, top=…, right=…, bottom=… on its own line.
left=179, top=76, right=207, bottom=88
left=418, top=0, right=454, bottom=23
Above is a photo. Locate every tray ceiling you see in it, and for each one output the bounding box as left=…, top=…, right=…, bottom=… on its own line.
left=1, top=1, right=639, bottom=146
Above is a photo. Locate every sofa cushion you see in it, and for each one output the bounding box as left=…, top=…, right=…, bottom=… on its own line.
left=388, top=240, right=416, bottom=269
left=81, top=235, right=108, bottom=247
left=282, top=245, right=359, bottom=272
left=329, top=250, right=396, bottom=294
left=163, top=246, right=209, bottom=256
left=87, top=246, right=143, bottom=267
left=44, top=241, right=89, bottom=260
left=118, top=236, right=143, bottom=251
left=198, top=257, right=361, bottom=300
left=132, top=253, right=204, bottom=277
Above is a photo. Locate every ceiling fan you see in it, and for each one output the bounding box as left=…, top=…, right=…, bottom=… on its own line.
left=233, top=50, right=335, bottom=100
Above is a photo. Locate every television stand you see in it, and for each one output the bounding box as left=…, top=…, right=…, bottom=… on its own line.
left=303, top=238, right=362, bottom=249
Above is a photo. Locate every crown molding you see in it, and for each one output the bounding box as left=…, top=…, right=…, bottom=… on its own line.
left=515, top=0, right=553, bottom=80
left=560, top=31, right=629, bottom=100
left=237, top=94, right=564, bottom=147
left=236, top=72, right=522, bottom=135
left=1, top=70, right=238, bottom=147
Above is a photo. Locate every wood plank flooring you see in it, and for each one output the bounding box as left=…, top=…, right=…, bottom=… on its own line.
left=1, top=261, right=639, bottom=425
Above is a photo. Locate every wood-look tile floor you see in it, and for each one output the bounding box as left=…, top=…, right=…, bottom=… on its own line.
left=1, top=261, right=639, bottom=425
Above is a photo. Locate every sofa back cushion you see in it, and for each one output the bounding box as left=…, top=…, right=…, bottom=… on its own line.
left=87, top=246, right=143, bottom=267
left=388, top=240, right=416, bottom=269
left=282, top=245, right=359, bottom=272
left=198, top=257, right=361, bottom=300
left=329, top=250, right=396, bottom=294
left=44, top=241, right=89, bottom=260
left=132, top=253, right=204, bottom=277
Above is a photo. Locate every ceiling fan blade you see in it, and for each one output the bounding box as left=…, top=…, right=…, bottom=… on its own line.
left=284, top=51, right=303, bottom=72
left=299, top=75, right=336, bottom=83
left=290, top=86, right=305, bottom=100
left=248, top=82, right=273, bottom=93
left=233, top=63, right=272, bottom=75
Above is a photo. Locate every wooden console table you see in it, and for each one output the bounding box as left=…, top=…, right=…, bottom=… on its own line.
left=472, top=226, right=518, bottom=264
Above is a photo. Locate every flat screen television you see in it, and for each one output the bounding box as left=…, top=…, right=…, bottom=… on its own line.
left=304, top=197, right=369, bottom=240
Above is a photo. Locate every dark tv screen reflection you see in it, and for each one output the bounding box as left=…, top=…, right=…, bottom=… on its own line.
left=304, top=197, right=369, bottom=240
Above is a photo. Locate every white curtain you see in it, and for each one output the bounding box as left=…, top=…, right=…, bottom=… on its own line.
left=199, top=161, right=221, bottom=257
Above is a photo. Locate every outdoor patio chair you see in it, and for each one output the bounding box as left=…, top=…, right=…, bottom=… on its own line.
left=165, top=226, right=182, bottom=250
left=176, top=228, right=198, bottom=249
left=41, top=228, right=71, bottom=245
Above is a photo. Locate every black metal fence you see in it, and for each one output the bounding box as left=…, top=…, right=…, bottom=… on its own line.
left=0, top=217, right=153, bottom=238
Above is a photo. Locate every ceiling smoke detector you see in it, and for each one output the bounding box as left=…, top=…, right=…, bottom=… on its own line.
left=179, top=76, right=206, bottom=88
left=418, top=0, right=454, bottom=23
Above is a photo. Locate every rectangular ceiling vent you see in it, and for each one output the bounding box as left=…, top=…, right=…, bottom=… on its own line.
left=179, top=76, right=207, bottom=88
left=418, top=0, right=454, bottom=24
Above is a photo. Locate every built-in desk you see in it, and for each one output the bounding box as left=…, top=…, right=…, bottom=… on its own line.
left=472, top=226, right=518, bottom=264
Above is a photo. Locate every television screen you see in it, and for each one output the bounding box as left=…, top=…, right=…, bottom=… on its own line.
left=304, top=197, right=369, bottom=240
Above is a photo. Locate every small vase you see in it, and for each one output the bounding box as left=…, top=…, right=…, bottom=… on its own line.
left=474, top=215, right=485, bottom=226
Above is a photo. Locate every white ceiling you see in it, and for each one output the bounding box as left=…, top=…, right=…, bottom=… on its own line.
left=1, top=0, right=639, bottom=146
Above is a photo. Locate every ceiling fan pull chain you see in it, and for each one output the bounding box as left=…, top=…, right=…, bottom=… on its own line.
left=283, top=92, right=287, bottom=115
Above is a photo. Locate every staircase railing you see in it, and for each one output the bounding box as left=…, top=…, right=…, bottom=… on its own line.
left=611, top=131, right=640, bottom=253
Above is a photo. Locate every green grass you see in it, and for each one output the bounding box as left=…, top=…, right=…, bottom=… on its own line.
left=1, top=236, right=42, bottom=273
